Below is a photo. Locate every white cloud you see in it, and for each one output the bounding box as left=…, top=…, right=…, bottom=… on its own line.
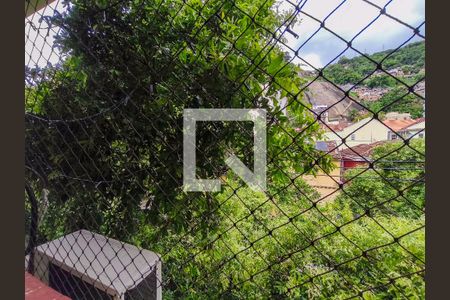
left=278, top=0, right=425, bottom=68
left=301, top=53, right=324, bottom=70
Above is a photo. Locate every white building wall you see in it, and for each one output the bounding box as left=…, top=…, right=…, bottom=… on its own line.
left=400, top=121, right=425, bottom=139
left=323, top=117, right=390, bottom=149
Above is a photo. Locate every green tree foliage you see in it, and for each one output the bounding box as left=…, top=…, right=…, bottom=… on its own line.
left=364, top=74, right=397, bottom=88
left=25, top=1, right=425, bottom=298
left=348, top=108, right=361, bottom=122
left=336, top=139, right=425, bottom=218
left=26, top=0, right=330, bottom=240
left=364, top=87, right=424, bottom=118
left=130, top=178, right=424, bottom=299
left=323, top=41, right=425, bottom=86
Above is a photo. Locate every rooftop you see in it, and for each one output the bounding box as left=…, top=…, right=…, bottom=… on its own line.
left=339, top=140, right=388, bottom=161
left=398, top=117, right=425, bottom=131
left=382, top=118, right=418, bottom=132
left=315, top=141, right=340, bottom=159
left=321, top=120, right=352, bottom=132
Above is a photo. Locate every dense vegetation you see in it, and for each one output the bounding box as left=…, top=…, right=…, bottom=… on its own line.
left=132, top=176, right=425, bottom=299
left=365, top=86, right=424, bottom=118
left=323, top=41, right=425, bottom=86
left=25, top=0, right=424, bottom=298
left=130, top=140, right=424, bottom=299
left=26, top=0, right=328, bottom=239
left=337, top=139, right=425, bottom=218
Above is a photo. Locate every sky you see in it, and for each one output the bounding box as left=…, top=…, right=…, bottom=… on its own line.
left=25, top=0, right=425, bottom=70
left=25, top=0, right=67, bottom=68
left=278, top=0, right=425, bottom=70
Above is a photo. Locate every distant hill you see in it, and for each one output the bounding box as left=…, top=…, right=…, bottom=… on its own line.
left=304, top=41, right=425, bottom=119
left=303, top=81, right=364, bottom=121
left=323, top=41, right=425, bottom=86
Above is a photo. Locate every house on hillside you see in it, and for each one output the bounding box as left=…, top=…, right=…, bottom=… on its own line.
left=302, top=141, right=341, bottom=202
left=396, top=118, right=425, bottom=139
left=339, top=141, right=386, bottom=169
left=323, top=117, right=389, bottom=149
left=323, top=114, right=425, bottom=148
left=303, top=140, right=390, bottom=199
left=338, top=141, right=391, bottom=182
left=322, top=120, right=352, bottom=132
left=303, top=140, right=403, bottom=199
left=384, top=118, right=423, bottom=140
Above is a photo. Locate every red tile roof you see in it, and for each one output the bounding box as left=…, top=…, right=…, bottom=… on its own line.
left=383, top=119, right=417, bottom=132
left=339, top=141, right=388, bottom=161
left=397, top=117, right=425, bottom=131
left=322, top=121, right=351, bottom=132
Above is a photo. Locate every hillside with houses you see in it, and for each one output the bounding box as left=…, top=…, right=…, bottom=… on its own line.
left=304, top=41, right=425, bottom=122
left=302, top=42, right=425, bottom=198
